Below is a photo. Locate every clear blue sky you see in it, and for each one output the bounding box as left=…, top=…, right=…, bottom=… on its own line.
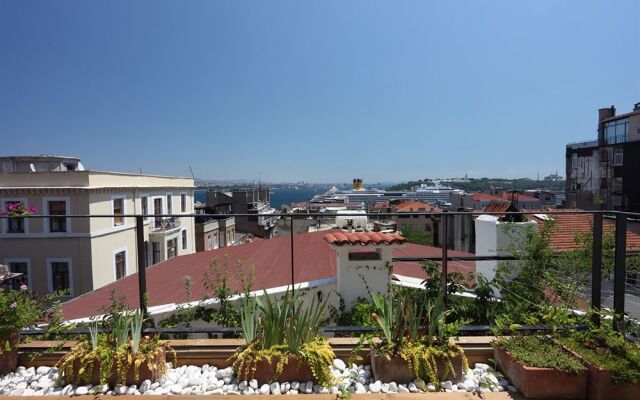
left=1, top=1, right=638, bottom=183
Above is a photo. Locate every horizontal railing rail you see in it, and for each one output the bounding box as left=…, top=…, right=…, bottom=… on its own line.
left=2, top=208, right=639, bottom=338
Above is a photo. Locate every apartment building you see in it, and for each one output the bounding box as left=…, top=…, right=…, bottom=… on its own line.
left=0, top=155, right=196, bottom=299
left=566, top=103, right=640, bottom=211
left=206, top=188, right=276, bottom=238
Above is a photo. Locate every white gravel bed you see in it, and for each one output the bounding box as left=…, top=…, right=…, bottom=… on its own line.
left=0, top=360, right=517, bottom=396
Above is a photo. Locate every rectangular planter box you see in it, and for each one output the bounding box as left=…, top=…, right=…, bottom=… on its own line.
left=494, top=345, right=586, bottom=399
left=371, top=351, right=466, bottom=384
left=70, top=347, right=166, bottom=386
left=237, top=356, right=315, bottom=384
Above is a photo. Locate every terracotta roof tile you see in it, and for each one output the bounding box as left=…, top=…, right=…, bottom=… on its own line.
left=324, top=230, right=407, bottom=246
left=395, top=200, right=442, bottom=213
left=527, top=210, right=640, bottom=252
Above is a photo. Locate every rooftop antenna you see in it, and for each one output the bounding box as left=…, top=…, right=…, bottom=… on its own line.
left=188, top=166, right=195, bottom=179
left=139, top=167, right=143, bottom=174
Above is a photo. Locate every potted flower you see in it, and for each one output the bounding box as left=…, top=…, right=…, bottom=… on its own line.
left=57, top=307, right=170, bottom=386
left=230, top=288, right=335, bottom=386
left=557, top=323, right=640, bottom=400
left=493, top=335, right=587, bottom=399
left=0, top=265, right=59, bottom=374
left=367, top=288, right=468, bottom=388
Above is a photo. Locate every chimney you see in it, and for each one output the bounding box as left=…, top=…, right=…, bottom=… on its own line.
left=634, top=102, right=640, bottom=112
left=599, top=105, right=616, bottom=121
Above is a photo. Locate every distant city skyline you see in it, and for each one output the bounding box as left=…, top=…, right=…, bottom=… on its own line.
left=1, top=0, right=638, bottom=182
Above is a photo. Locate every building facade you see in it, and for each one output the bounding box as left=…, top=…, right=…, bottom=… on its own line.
left=0, top=156, right=196, bottom=299
left=566, top=103, right=640, bottom=211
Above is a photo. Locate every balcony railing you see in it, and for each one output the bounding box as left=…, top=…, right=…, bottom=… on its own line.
left=151, top=216, right=181, bottom=232
left=2, top=209, right=640, bottom=339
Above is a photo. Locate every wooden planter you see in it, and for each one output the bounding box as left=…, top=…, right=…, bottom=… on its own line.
left=371, top=351, right=466, bottom=383
left=494, top=345, right=587, bottom=399
left=237, top=356, right=315, bottom=384
left=69, top=347, right=166, bottom=386
left=0, top=332, right=19, bottom=375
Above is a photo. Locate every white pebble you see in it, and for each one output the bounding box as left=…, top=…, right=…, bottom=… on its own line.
left=333, top=359, right=347, bottom=371
left=259, top=384, right=270, bottom=395
left=270, top=382, right=281, bottom=395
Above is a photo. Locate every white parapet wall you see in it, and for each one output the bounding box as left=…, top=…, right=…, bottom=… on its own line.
left=475, top=215, right=536, bottom=297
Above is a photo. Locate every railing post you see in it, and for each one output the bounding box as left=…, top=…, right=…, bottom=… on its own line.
left=290, top=214, right=295, bottom=302
left=441, top=212, right=448, bottom=308
left=614, top=213, right=626, bottom=332
left=591, top=213, right=602, bottom=326
left=136, top=216, right=148, bottom=317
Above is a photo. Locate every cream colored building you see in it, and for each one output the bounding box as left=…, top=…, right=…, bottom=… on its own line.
left=0, top=156, right=196, bottom=299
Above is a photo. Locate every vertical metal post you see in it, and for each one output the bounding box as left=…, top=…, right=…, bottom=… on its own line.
left=614, top=213, right=627, bottom=332
left=441, top=212, right=448, bottom=308
left=290, top=214, right=295, bottom=301
left=136, top=216, right=148, bottom=317
left=591, top=213, right=603, bottom=326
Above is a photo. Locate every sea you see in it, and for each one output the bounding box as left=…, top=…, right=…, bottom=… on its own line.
left=195, top=187, right=328, bottom=210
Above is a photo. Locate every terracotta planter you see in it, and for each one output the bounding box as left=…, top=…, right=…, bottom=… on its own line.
left=494, top=344, right=587, bottom=399
left=69, top=347, right=166, bottom=386
left=371, top=351, right=466, bottom=383
left=582, top=362, right=640, bottom=400
left=0, top=332, right=19, bottom=375
left=237, top=356, right=315, bottom=383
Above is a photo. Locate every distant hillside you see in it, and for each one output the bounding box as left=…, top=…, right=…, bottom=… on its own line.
left=388, top=178, right=565, bottom=192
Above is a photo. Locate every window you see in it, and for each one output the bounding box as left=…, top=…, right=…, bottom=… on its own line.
left=152, top=242, right=160, bottom=265
left=572, top=153, right=578, bottom=168
left=5, top=201, right=25, bottom=233
left=115, top=251, right=126, bottom=280
left=167, top=238, right=177, bottom=259
left=604, top=118, right=629, bottom=144
left=8, top=261, right=29, bottom=290
left=614, top=149, right=624, bottom=166
left=49, top=261, right=71, bottom=294
left=180, top=193, right=187, bottom=213
left=113, top=198, right=124, bottom=226
left=181, top=230, right=187, bottom=250
left=207, top=235, right=213, bottom=250
left=141, top=196, right=149, bottom=219
left=166, top=194, right=173, bottom=215
left=48, top=200, right=67, bottom=232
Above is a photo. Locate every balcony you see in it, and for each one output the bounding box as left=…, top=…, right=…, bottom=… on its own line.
left=150, top=216, right=181, bottom=236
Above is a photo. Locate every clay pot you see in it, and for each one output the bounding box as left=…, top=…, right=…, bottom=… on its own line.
left=0, top=332, right=19, bottom=375
left=237, top=356, right=315, bottom=383
left=494, top=344, right=587, bottom=399
left=371, top=350, right=466, bottom=383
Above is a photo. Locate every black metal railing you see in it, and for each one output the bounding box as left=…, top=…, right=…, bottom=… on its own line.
left=3, top=209, right=640, bottom=337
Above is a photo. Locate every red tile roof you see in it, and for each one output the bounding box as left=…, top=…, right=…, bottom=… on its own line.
left=324, top=231, right=407, bottom=246
left=500, top=192, right=538, bottom=202
left=61, top=230, right=475, bottom=320
left=472, top=193, right=501, bottom=202
left=395, top=200, right=442, bottom=213
left=482, top=200, right=513, bottom=214
left=527, top=210, right=640, bottom=252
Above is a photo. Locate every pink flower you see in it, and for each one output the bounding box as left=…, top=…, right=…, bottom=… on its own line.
left=27, top=206, right=38, bottom=213
left=9, top=302, right=17, bottom=308
left=20, top=284, right=28, bottom=291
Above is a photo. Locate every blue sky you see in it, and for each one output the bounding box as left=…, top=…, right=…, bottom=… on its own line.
left=1, top=1, right=638, bottom=183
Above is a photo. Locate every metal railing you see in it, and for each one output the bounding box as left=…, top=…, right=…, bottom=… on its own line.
left=3, top=208, right=640, bottom=336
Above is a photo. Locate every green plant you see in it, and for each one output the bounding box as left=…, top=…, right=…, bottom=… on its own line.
left=496, top=336, right=586, bottom=374
left=230, top=288, right=335, bottom=386
left=0, top=283, right=67, bottom=355
left=57, top=297, right=171, bottom=386
left=557, top=315, right=640, bottom=385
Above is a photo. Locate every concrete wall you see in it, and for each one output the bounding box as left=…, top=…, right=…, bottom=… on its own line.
left=475, top=215, right=535, bottom=297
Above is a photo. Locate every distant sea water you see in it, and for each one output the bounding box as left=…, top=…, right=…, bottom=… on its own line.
left=195, top=187, right=328, bottom=210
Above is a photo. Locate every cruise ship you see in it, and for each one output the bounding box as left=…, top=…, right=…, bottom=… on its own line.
left=310, top=180, right=461, bottom=207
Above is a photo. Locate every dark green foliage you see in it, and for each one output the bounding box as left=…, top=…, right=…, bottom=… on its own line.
left=496, top=336, right=585, bottom=374
left=558, top=321, right=640, bottom=385
left=401, top=225, right=432, bottom=246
